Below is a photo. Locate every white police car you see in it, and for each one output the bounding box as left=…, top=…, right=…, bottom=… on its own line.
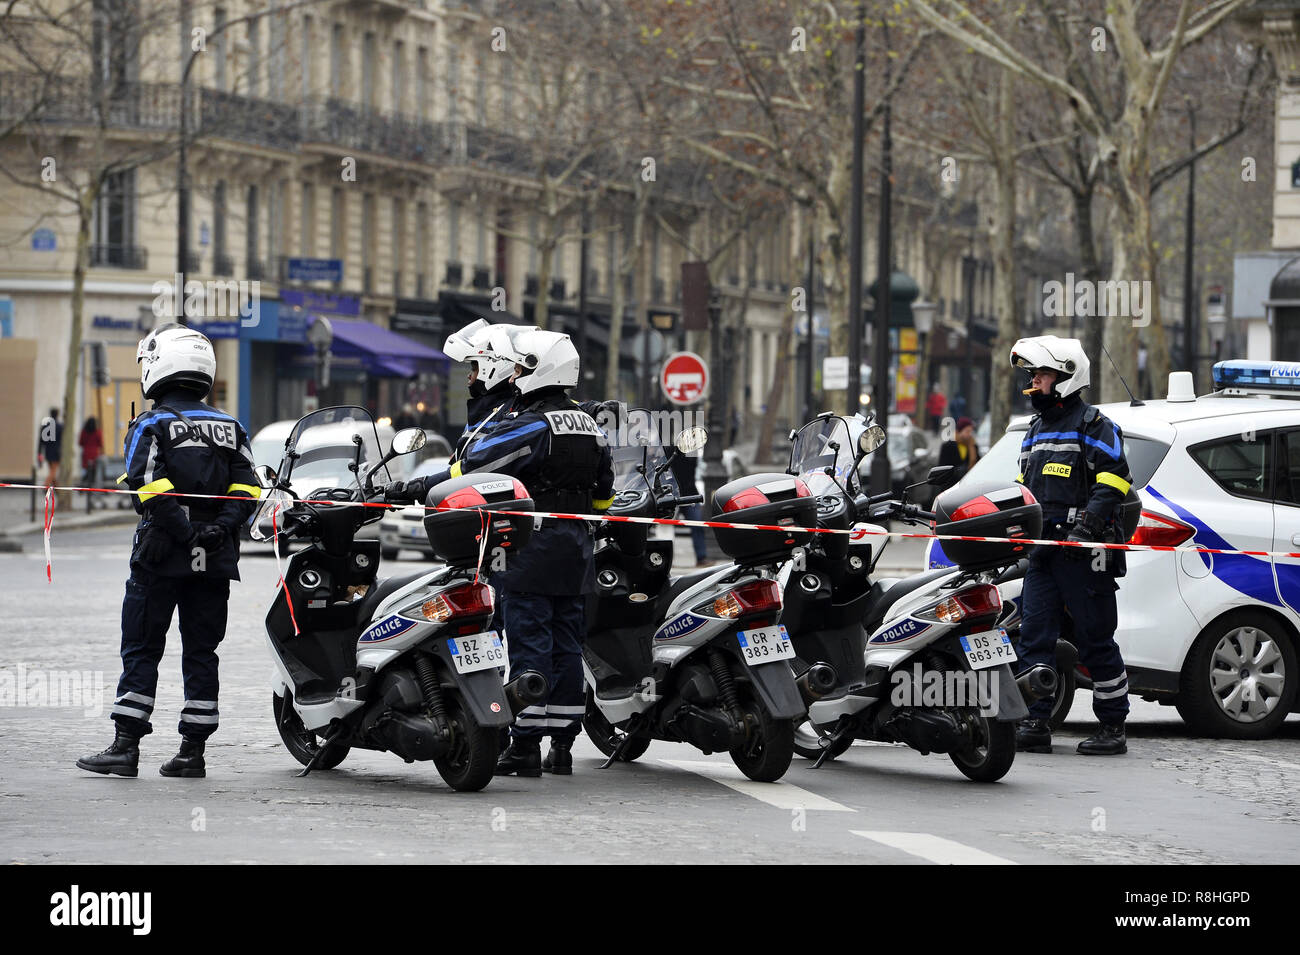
left=927, top=361, right=1300, bottom=739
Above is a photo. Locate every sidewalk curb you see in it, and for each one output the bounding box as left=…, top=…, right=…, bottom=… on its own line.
left=4, top=510, right=137, bottom=539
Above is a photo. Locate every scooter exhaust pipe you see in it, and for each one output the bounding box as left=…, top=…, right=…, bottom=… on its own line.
left=1016, top=664, right=1058, bottom=703
left=796, top=663, right=838, bottom=702
left=505, top=670, right=549, bottom=716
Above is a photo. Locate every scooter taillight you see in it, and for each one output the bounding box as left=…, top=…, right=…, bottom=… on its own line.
left=417, top=582, right=494, bottom=623
left=922, top=583, right=1001, bottom=623
left=711, top=579, right=782, bottom=619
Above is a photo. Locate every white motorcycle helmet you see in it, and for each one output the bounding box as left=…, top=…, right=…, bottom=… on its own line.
left=1009, top=335, right=1090, bottom=399
left=443, top=318, right=522, bottom=391
left=493, top=326, right=580, bottom=394
left=137, top=322, right=216, bottom=399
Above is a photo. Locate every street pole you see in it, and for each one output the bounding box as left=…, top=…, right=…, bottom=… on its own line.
left=577, top=201, right=590, bottom=392
left=846, top=2, right=865, bottom=420
left=177, top=0, right=192, bottom=323
left=701, top=288, right=727, bottom=557
left=805, top=229, right=816, bottom=423
left=961, top=247, right=974, bottom=418
left=868, top=20, right=893, bottom=495
left=1183, top=100, right=1196, bottom=387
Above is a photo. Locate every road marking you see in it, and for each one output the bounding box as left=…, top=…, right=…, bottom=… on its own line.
left=661, top=759, right=855, bottom=812
left=851, top=830, right=1017, bottom=865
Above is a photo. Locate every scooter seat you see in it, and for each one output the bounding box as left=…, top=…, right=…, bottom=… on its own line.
left=355, top=571, right=432, bottom=625
left=862, top=567, right=958, bottom=634
left=655, top=566, right=724, bottom=618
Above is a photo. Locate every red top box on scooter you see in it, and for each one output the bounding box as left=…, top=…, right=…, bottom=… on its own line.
left=930, top=480, right=1042, bottom=570
left=422, top=472, right=535, bottom=567
left=710, top=473, right=817, bottom=564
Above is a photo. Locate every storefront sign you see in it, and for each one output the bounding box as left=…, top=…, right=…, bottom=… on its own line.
left=286, top=258, right=344, bottom=283
left=281, top=289, right=359, bottom=316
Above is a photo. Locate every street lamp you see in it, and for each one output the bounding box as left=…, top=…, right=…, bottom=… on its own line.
left=911, top=298, right=936, bottom=430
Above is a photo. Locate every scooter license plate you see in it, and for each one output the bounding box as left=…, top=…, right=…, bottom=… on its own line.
left=959, top=628, right=1017, bottom=670
left=737, top=625, right=794, bottom=665
left=447, top=631, right=506, bottom=674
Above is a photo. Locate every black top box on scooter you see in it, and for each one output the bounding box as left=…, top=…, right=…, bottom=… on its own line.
left=710, top=473, right=817, bottom=564
left=931, top=480, right=1042, bottom=570
left=422, top=472, right=535, bottom=567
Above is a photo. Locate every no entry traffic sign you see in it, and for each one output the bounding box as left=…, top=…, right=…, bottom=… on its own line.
left=660, top=351, right=709, bottom=405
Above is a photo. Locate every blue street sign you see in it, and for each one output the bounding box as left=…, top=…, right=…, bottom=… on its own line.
left=200, top=222, right=210, bottom=247
left=31, top=228, right=56, bottom=251
left=280, top=289, right=360, bottom=316
left=0, top=298, right=12, bottom=337
left=286, top=257, right=343, bottom=283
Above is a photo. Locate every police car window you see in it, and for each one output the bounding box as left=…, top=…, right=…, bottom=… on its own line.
left=1277, top=431, right=1300, bottom=507
left=1189, top=435, right=1271, bottom=502
left=956, top=428, right=1168, bottom=492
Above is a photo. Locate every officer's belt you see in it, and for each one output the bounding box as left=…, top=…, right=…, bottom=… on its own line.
left=533, top=488, right=593, bottom=523
left=180, top=502, right=221, bottom=523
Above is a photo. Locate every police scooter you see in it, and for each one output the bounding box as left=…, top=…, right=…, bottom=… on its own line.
left=251, top=407, right=546, bottom=792
left=581, top=418, right=808, bottom=782
left=781, top=413, right=1057, bottom=782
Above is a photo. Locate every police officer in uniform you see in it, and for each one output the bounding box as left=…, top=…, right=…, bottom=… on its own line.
left=1011, top=336, right=1132, bottom=756
left=388, top=328, right=614, bottom=776
left=77, top=324, right=260, bottom=778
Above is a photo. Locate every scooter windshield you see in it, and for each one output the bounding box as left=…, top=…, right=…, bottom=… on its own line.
left=609, top=408, right=678, bottom=495
left=790, top=416, right=861, bottom=496
left=282, top=406, right=390, bottom=495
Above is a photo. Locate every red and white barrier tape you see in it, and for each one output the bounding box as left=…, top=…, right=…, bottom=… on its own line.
left=5, top=481, right=1300, bottom=561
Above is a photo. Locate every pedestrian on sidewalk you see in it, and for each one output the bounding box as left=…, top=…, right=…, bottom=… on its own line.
left=670, top=444, right=709, bottom=566
left=937, top=416, right=978, bottom=480
left=925, top=385, right=947, bottom=435
left=77, top=324, right=260, bottom=779
left=36, top=407, right=63, bottom=490
left=79, top=416, right=104, bottom=507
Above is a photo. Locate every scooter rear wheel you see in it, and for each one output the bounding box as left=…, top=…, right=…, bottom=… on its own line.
left=730, top=704, right=795, bottom=782
left=949, top=711, right=1015, bottom=782
left=272, top=692, right=350, bottom=770
left=434, top=697, right=498, bottom=792
left=793, top=720, right=854, bottom=762
left=582, top=690, right=651, bottom=762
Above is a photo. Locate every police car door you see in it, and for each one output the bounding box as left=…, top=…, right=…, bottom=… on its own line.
left=1272, top=429, right=1300, bottom=615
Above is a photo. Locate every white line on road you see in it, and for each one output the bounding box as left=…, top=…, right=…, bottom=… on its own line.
left=661, top=759, right=856, bottom=812
left=850, top=830, right=1018, bottom=865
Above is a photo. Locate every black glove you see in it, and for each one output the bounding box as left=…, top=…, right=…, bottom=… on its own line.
left=136, top=525, right=173, bottom=564
left=195, top=523, right=228, bottom=551
left=384, top=481, right=409, bottom=503
left=1064, top=512, right=1102, bottom=560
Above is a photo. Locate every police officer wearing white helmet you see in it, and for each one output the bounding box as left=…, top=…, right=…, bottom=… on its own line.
left=387, top=327, right=614, bottom=776
left=77, top=323, right=260, bottom=778
left=443, top=318, right=531, bottom=461
left=1011, top=335, right=1132, bottom=756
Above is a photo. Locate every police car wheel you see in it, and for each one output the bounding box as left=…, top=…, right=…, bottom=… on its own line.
left=272, top=692, right=350, bottom=769
left=1175, top=611, right=1298, bottom=740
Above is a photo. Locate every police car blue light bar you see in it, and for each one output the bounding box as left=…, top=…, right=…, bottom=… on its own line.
left=1212, top=360, right=1300, bottom=394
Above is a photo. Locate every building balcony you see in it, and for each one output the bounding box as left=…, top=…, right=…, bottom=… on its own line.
left=652, top=277, right=665, bottom=303
left=445, top=261, right=463, bottom=287
left=213, top=252, right=234, bottom=276
left=549, top=278, right=566, bottom=301
left=246, top=258, right=265, bottom=281
left=90, top=243, right=147, bottom=269
left=183, top=249, right=202, bottom=274
left=525, top=274, right=540, bottom=297
left=471, top=265, right=491, bottom=290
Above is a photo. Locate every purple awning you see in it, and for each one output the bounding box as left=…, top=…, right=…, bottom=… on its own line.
left=301, top=317, right=449, bottom=377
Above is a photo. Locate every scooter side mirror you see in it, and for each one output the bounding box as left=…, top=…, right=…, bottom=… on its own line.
left=254, top=464, right=278, bottom=489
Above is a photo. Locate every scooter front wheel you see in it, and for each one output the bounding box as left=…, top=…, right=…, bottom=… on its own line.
left=433, top=697, right=498, bottom=792
left=582, top=690, right=651, bottom=762
left=949, top=711, right=1015, bottom=782
left=793, top=719, right=854, bottom=762
left=272, top=692, right=350, bottom=770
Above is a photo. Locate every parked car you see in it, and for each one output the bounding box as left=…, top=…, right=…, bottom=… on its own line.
left=882, top=422, right=935, bottom=496
left=927, top=362, right=1300, bottom=738
left=379, top=455, right=452, bottom=560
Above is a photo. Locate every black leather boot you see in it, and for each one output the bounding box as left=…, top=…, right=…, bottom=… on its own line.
left=76, top=727, right=140, bottom=777
left=160, top=738, right=206, bottom=778
left=1077, top=723, right=1127, bottom=756
left=495, top=739, right=542, bottom=777
left=1016, top=718, right=1053, bottom=753
left=543, top=738, right=573, bottom=775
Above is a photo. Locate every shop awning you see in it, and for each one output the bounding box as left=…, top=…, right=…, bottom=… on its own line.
left=303, top=317, right=450, bottom=377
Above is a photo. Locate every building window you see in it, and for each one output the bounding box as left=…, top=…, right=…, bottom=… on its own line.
left=448, top=199, right=460, bottom=261
left=446, top=48, right=459, bottom=121
left=213, top=180, right=227, bottom=265
left=246, top=185, right=260, bottom=276
left=475, top=208, right=487, bottom=267
left=416, top=46, right=430, bottom=120
left=269, top=11, right=286, bottom=100
left=392, top=41, right=404, bottom=113
left=300, top=182, right=314, bottom=256
left=214, top=7, right=227, bottom=91
left=330, top=23, right=343, bottom=98
left=475, top=58, right=486, bottom=125
left=331, top=187, right=345, bottom=265
left=416, top=201, right=429, bottom=297
left=362, top=31, right=376, bottom=109
left=362, top=193, right=375, bottom=293
left=93, top=169, right=137, bottom=263
left=247, top=17, right=260, bottom=96
left=392, top=197, right=405, bottom=296
left=92, top=0, right=135, bottom=93
left=501, top=58, right=513, bottom=125
left=528, top=214, right=538, bottom=272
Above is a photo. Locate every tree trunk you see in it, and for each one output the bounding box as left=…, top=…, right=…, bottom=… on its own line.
left=535, top=237, right=554, bottom=332
left=1072, top=181, right=1105, bottom=397
left=60, top=188, right=95, bottom=509
left=821, top=153, right=851, bottom=414
left=987, top=73, right=1019, bottom=447
left=755, top=218, right=807, bottom=464
left=606, top=185, right=647, bottom=403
